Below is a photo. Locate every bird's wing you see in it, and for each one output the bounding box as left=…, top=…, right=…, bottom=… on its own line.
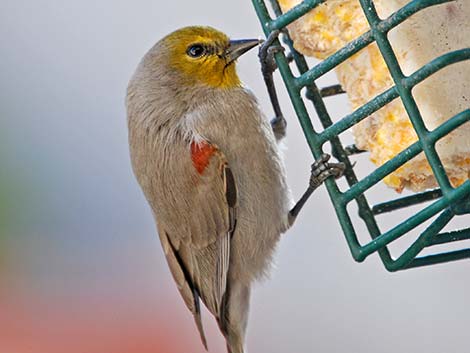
left=156, top=140, right=237, bottom=349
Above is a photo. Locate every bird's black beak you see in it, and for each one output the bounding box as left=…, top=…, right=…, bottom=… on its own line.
left=225, top=39, right=261, bottom=64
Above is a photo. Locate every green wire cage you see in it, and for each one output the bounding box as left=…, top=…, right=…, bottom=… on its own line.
left=252, top=0, right=470, bottom=271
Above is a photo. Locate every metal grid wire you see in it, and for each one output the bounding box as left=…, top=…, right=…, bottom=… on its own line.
left=252, top=0, right=470, bottom=271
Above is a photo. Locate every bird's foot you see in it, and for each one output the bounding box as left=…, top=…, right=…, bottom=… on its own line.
left=259, top=30, right=288, bottom=140
left=288, top=154, right=345, bottom=226
left=258, top=30, right=285, bottom=77
left=310, top=153, right=346, bottom=189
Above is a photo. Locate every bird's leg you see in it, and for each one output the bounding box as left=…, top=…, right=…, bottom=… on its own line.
left=288, top=154, right=345, bottom=227
left=258, top=30, right=287, bottom=141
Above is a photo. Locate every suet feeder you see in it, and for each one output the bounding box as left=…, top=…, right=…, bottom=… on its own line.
left=252, top=0, right=470, bottom=271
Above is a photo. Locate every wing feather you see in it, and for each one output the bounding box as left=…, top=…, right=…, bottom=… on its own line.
left=156, top=141, right=237, bottom=348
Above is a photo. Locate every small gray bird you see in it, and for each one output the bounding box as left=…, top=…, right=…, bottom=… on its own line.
left=127, top=26, right=344, bottom=353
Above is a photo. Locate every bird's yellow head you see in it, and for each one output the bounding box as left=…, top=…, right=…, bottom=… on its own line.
left=162, top=26, right=260, bottom=88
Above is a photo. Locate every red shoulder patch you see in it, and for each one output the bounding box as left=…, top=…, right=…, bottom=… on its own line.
left=190, top=141, right=217, bottom=174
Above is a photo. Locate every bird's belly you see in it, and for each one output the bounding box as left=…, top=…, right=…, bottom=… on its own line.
left=226, top=143, right=291, bottom=283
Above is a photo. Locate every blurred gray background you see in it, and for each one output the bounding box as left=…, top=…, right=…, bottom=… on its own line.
left=1, top=1, right=468, bottom=353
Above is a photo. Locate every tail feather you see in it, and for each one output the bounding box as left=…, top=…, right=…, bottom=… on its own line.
left=216, top=283, right=251, bottom=353
left=225, top=333, right=245, bottom=353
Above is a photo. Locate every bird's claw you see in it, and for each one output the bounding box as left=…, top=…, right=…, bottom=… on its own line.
left=310, top=154, right=346, bottom=189
left=259, top=30, right=285, bottom=76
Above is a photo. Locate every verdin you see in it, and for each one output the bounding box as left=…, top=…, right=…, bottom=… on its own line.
left=127, top=26, right=344, bottom=353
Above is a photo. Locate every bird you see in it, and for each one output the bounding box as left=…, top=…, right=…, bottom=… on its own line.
left=127, top=26, right=344, bottom=353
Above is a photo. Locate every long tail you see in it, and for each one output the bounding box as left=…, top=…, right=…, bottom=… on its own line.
left=217, top=282, right=251, bottom=353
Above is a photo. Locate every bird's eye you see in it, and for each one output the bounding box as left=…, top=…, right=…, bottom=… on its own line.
left=187, top=44, right=206, bottom=58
